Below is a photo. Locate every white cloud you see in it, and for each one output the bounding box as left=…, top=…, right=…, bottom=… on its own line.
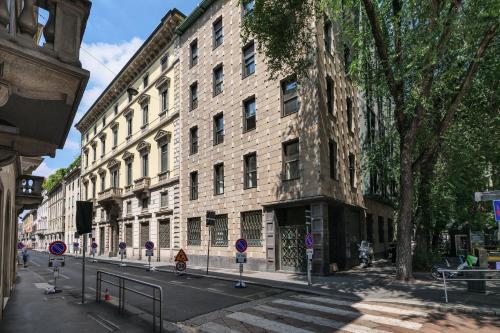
left=64, top=139, right=80, bottom=151
left=78, top=37, right=143, bottom=112
left=33, top=162, right=55, bottom=178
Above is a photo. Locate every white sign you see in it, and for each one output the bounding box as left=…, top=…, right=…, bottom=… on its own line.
left=306, top=248, right=314, bottom=260
left=146, top=249, right=154, bottom=257
left=119, top=249, right=126, bottom=255
left=236, top=252, right=247, bottom=264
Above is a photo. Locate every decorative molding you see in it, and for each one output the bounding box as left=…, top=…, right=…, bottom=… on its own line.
left=89, top=173, right=97, bottom=180
left=155, top=75, right=170, bottom=91
left=136, top=140, right=151, bottom=153
left=137, top=93, right=150, bottom=106
left=154, top=130, right=171, bottom=143
left=107, top=158, right=120, bottom=170
left=110, top=121, right=119, bottom=129
left=123, top=107, right=134, bottom=118
left=98, top=132, right=107, bottom=140
left=122, top=151, right=134, bottom=161
left=97, top=168, right=106, bottom=175
left=90, top=140, right=97, bottom=147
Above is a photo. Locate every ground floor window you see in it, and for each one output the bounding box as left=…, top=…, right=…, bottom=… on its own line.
left=187, top=217, right=201, bottom=246
left=212, top=214, right=228, bottom=247
left=159, top=220, right=170, bottom=248
left=140, top=222, right=150, bottom=246
left=125, top=224, right=133, bottom=246
left=241, top=211, right=262, bottom=246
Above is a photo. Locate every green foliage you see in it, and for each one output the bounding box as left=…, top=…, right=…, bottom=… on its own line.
left=42, top=155, right=81, bottom=191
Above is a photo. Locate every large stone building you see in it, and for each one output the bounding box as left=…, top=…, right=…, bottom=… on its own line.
left=0, top=0, right=91, bottom=319
left=46, top=182, right=65, bottom=244
left=75, top=10, right=184, bottom=260
left=33, top=191, right=48, bottom=250
left=64, top=166, right=81, bottom=252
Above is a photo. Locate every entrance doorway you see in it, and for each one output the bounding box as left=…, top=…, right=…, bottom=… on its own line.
left=99, top=227, right=105, bottom=255
left=276, top=206, right=307, bottom=272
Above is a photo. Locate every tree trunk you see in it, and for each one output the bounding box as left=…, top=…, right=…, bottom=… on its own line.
left=396, top=139, right=414, bottom=281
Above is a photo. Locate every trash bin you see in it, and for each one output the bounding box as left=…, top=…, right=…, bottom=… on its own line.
left=466, top=270, right=486, bottom=293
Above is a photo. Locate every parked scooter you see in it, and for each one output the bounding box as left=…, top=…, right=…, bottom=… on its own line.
left=430, top=255, right=477, bottom=279
left=358, top=241, right=374, bottom=268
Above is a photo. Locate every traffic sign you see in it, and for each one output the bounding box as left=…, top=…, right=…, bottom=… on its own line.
left=235, top=238, right=248, bottom=253
left=176, top=261, right=186, bottom=272
left=175, top=249, right=189, bottom=262
left=119, top=242, right=127, bottom=250
left=49, top=241, right=67, bottom=256
left=206, top=210, right=216, bottom=226
left=73, top=242, right=79, bottom=248
left=145, top=249, right=154, bottom=257
left=236, top=253, right=247, bottom=263
left=17, top=242, right=24, bottom=250
left=91, top=242, right=98, bottom=249
left=144, top=241, right=154, bottom=250
left=305, top=233, right=313, bottom=249
left=493, top=200, right=500, bottom=222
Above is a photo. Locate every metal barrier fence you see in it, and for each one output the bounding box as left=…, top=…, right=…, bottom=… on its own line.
left=437, top=268, right=500, bottom=303
left=96, top=270, right=163, bottom=332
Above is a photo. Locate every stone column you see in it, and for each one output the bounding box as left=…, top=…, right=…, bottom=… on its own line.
left=264, top=209, right=277, bottom=271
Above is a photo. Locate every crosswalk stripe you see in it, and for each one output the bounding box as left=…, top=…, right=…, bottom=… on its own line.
left=199, top=322, right=244, bottom=333
left=292, top=295, right=428, bottom=317
left=227, top=312, right=315, bottom=333
left=273, top=299, right=422, bottom=330
left=256, top=305, right=392, bottom=333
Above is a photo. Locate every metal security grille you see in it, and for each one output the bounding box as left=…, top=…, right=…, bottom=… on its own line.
left=140, top=223, right=150, bottom=247
left=159, top=220, right=170, bottom=248
left=211, top=214, right=228, bottom=247
left=187, top=217, right=201, bottom=246
left=125, top=224, right=133, bottom=246
left=241, top=211, right=262, bottom=246
left=279, top=225, right=306, bottom=272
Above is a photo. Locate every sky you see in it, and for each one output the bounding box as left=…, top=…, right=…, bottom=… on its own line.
left=33, top=0, right=200, bottom=178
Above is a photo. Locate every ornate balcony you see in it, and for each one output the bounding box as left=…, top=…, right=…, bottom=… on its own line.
left=97, top=187, right=122, bottom=209
left=158, top=171, right=171, bottom=184
left=133, top=177, right=150, bottom=197
left=0, top=0, right=91, bottom=164
left=15, top=174, right=43, bottom=209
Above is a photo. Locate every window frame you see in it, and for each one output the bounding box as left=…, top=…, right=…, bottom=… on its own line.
left=347, top=97, right=353, bottom=133
left=213, top=113, right=224, bottom=145
left=190, top=39, right=198, bottom=67
left=190, top=126, right=198, bottom=155
left=142, top=104, right=149, bottom=127
left=161, top=89, right=168, bottom=113
left=213, top=17, right=223, bottom=48
left=329, top=139, right=337, bottom=180
left=326, top=75, right=334, bottom=115
left=349, top=153, right=356, bottom=188
left=160, top=143, right=168, bottom=173
left=214, top=163, right=224, bottom=195
left=160, top=191, right=168, bottom=209
left=126, top=162, right=133, bottom=186
left=143, top=73, right=149, bottom=89
left=281, top=76, right=299, bottom=117
left=190, top=82, right=198, bottom=110
left=142, top=153, right=149, bottom=178
left=243, top=96, right=256, bottom=132
left=240, top=210, right=262, bottom=246
left=283, top=140, right=300, bottom=180
left=213, top=65, right=224, bottom=96
left=244, top=152, right=257, bottom=189
left=242, top=41, right=255, bottom=78
left=190, top=171, right=198, bottom=200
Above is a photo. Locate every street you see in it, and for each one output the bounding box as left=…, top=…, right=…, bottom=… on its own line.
left=6, top=251, right=496, bottom=333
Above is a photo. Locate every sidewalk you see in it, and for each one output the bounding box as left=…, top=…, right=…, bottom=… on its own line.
left=70, top=251, right=500, bottom=316
left=0, top=263, right=158, bottom=333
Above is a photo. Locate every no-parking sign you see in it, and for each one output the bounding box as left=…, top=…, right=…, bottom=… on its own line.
left=49, top=241, right=67, bottom=256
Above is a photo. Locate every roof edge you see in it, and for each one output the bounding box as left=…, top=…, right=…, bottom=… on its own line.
left=175, top=0, right=216, bottom=35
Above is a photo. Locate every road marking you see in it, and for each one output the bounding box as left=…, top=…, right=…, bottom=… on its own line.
left=34, top=283, right=52, bottom=289
left=256, top=305, right=391, bottom=333
left=273, top=299, right=422, bottom=330
left=30, top=260, right=41, bottom=267
left=199, top=322, right=244, bottom=333
left=227, top=312, right=314, bottom=333
left=292, top=295, right=428, bottom=317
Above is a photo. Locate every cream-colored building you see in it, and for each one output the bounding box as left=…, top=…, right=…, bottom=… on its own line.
left=34, top=191, right=48, bottom=250
left=46, top=182, right=65, bottom=243
left=64, top=166, right=81, bottom=252
left=76, top=10, right=185, bottom=259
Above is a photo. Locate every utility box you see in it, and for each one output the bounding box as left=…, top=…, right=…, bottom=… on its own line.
left=467, top=248, right=487, bottom=293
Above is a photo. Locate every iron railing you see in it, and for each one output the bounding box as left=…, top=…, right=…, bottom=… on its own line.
left=96, top=270, right=163, bottom=332
left=437, top=268, right=500, bottom=303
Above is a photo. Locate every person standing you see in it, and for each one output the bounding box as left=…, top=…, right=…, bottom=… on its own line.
left=22, top=248, right=29, bottom=268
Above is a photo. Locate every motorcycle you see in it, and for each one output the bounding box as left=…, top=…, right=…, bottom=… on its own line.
left=430, top=255, right=477, bottom=279
left=358, top=241, right=374, bottom=268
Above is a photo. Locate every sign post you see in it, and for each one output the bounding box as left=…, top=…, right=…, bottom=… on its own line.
left=48, top=241, right=67, bottom=293
left=305, top=209, right=313, bottom=287
left=73, top=242, right=80, bottom=259
left=119, top=242, right=127, bottom=267
left=235, top=238, right=248, bottom=288
left=91, top=242, right=98, bottom=262
left=145, top=241, right=155, bottom=271
left=206, top=211, right=216, bottom=275
left=175, top=249, right=189, bottom=274
left=81, top=233, right=87, bottom=304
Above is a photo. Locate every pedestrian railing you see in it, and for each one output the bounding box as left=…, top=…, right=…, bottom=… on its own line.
left=437, top=268, right=500, bottom=303
left=96, top=270, right=163, bottom=332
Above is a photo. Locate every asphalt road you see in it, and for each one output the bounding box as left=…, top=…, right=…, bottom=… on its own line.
left=28, top=251, right=285, bottom=323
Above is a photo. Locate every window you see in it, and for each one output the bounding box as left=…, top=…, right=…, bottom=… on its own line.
left=102, top=115, right=106, bottom=127
left=161, top=89, right=168, bottom=113
left=85, top=151, right=89, bottom=168
left=160, top=143, right=168, bottom=173
left=367, top=107, right=376, bottom=144
left=126, top=201, right=131, bottom=215
left=241, top=211, right=262, bottom=246
left=114, top=105, right=118, bottom=115
left=84, top=183, right=88, bottom=200
left=126, top=162, right=133, bottom=186
left=378, top=216, right=385, bottom=243
left=142, top=104, right=149, bottom=127
left=329, top=140, right=337, bottom=179
left=326, top=76, right=334, bottom=114
left=213, top=113, right=224, bottom=145
left=141, top=197, right=149, bottom=210
left=140, top=222, right=150, bottom=246
left=243, top=0, right=254, bottom=16
left=93, top=125, right=96, bottom=135
left=110, top=169, right=119, bottom=188
left=160, top=53, right=169, bottom=71
left=366, top=214, right=374, bottom=243
left=214, top=163, right=224, bottom=195
left=242, top=42, right=255, bottom=77
left=142, top=153, right=149, bottom=177
left=213, top=65, right=224, bottom=96
left=283, top=140, right=299, bottom=180
left=282, top=77, right=299, bottom=116
left=187, top=217, right=201, bottom=246
left=160, top=192, right=168, bottom=208
left=213, top=18, right=223, bottom=48
left=244, top=153, right=257, bottom=189
left=190, top=171, right=198, bottom=200
left=100, top=175, right=105, bottom=192
left=143, top=73, right=149, bottom=88
left=211, top=214, right=228, bottom=247
left=387, top=218, right=394, bottom=242
left=92, top=145, right=97, bottom=161
left=127, top=116, right=133, bottom=137
left=113, top=128, right=118, bottom=147
left=190, top=40, right=198, bottom=67
left=92, top=179, right=96, bottom=198
left=190, top=82, right=198, bottom=110
left=243, top=97, right=256, bottom=131
left=349, top=153, right=356, bottom=187
left=190, top=126, right=198, bottom=154
left=101, top=209, right=104, bottom=219
left=324, top=20, right=332, bottom=53
left=128, top=91, right=133, bottom=103
left=86, top=133, right=89, bottom=142
left=101, top=138, right=106, bottom=157
left=159, top=220, right=170, bottom=248
left=125, top=224, right=133, bottom=244
left=347, top=97, right=353, bottom=132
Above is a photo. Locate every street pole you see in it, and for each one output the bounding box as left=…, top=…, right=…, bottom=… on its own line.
left=206, top=226, right=211, bottom=275
left=81, top=233, right=86, bottom=304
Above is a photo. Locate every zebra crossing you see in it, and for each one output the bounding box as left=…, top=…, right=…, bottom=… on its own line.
left=194, top=293, right=430, bottom=333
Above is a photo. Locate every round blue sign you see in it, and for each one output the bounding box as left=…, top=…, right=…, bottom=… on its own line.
left=49, top=241, right=67, bottom=256
left=235, top=238, right=248, bottom=253
left=145, top=241, right=154, bottom=250
left=91, top=242, right=98, bottom=249
left=305, top=233, right=313, bottom=249
left=119, top=242, right=127, bottom=250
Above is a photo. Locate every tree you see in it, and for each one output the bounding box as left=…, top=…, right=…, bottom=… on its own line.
left=241, top=0, right=498, bottom=280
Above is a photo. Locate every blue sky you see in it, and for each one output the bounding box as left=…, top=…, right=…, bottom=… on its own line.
left=33, top=0, right=199, bottom=177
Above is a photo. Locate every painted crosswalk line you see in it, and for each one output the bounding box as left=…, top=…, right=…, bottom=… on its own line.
left=292, top=294, right=428, bottom=317
left=199, top=322, right=244, bottom=333
left=227, top=312, right=315, bottom=333
left=255, top=305, right=392, bottom=333
left=272, top=299, right=423, bottom=330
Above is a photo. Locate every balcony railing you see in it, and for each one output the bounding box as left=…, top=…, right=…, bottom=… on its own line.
left=133, top=177, right=150, bottom=195
left=15, top=174, right=43, bottom=209
left=97, top=187, right=123, bottom=204
left=158, top=171, right=170, bottom=183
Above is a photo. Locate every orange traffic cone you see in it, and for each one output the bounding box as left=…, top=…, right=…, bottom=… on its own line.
left=104, top=288, right=112, bottom=301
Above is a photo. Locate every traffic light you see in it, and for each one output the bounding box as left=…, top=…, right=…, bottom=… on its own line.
left=206, top=210, right=216, bottom=226
left=305, top=209, right=311, bottom=225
